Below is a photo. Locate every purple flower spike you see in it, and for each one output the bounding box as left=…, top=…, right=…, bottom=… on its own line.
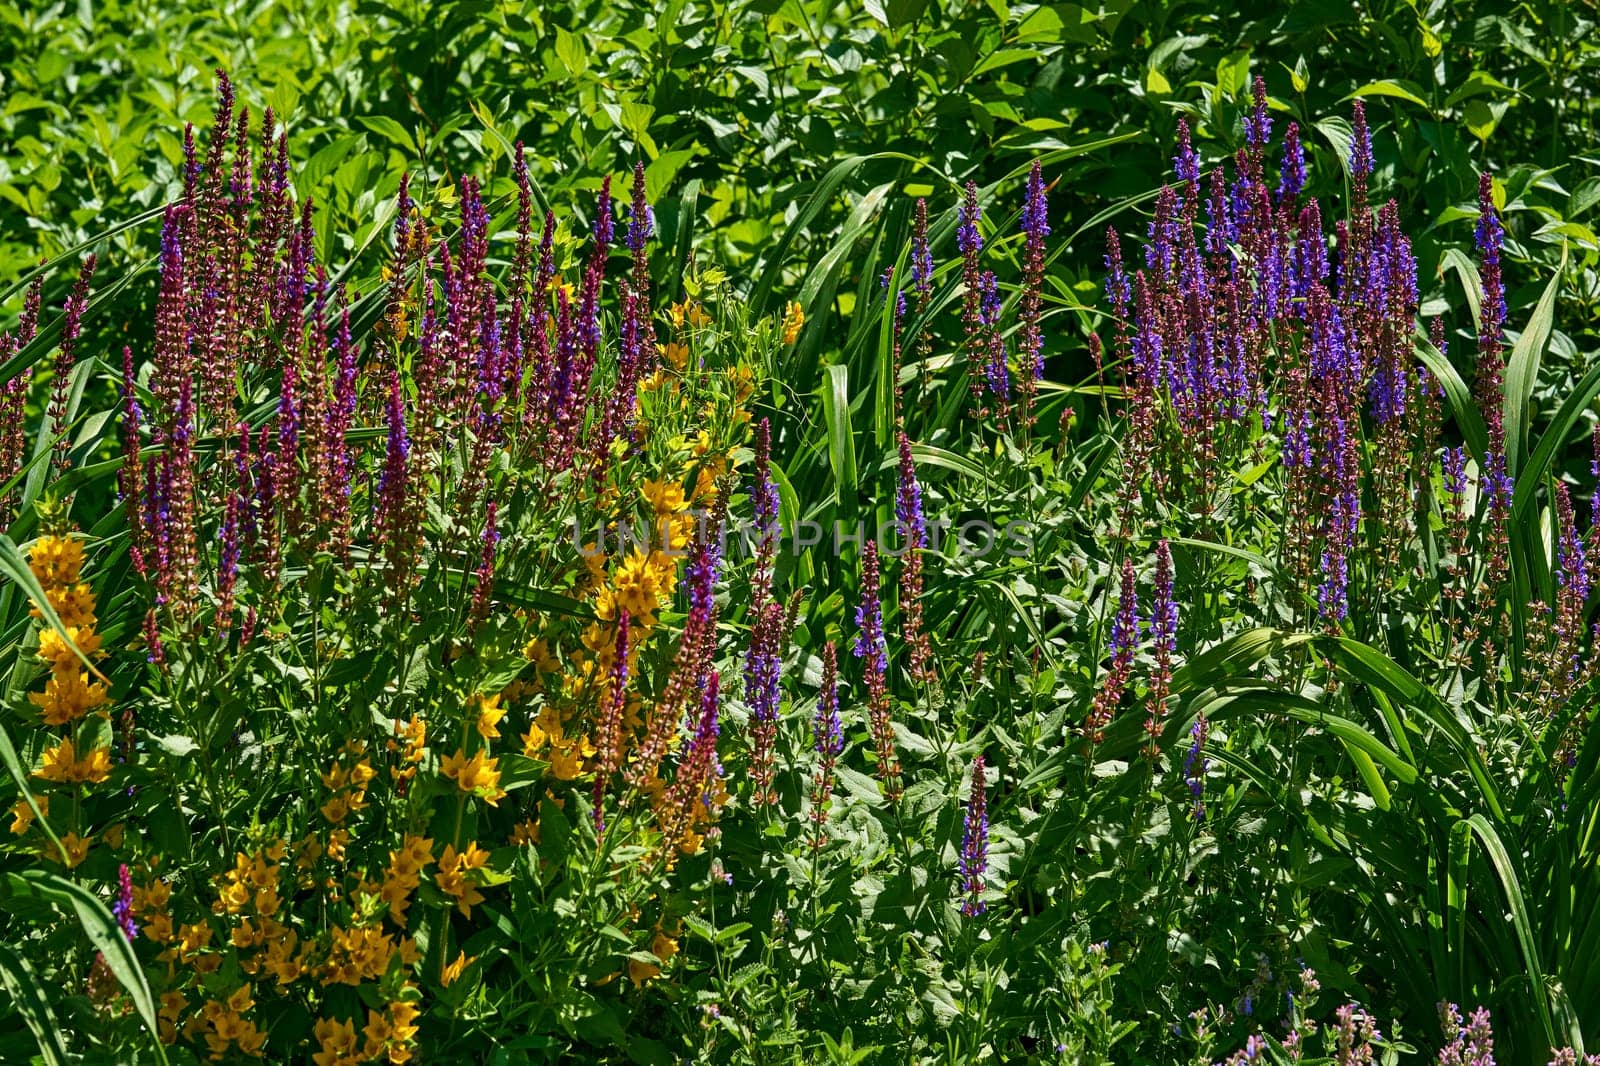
left=959, top=755, right=989, bottom=916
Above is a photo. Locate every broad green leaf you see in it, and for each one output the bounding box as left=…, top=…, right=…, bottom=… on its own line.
left=1345, top=80, right=1431, bottom=110
left=355, top=115, right=415, bottom=153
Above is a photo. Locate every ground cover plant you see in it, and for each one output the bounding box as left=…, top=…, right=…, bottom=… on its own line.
left=4, top=3, right=1600, bottom=1064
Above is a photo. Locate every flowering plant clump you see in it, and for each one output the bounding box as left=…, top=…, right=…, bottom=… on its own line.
left=3, top=58, right=1600, bottom=1065
left=0, top=72, right=783, bottom=1061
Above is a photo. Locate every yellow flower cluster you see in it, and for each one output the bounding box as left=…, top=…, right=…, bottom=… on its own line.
left=627, top=930, right=681, bottom=987
left=313, top=1016, right=362, bottom=1066
left=33, top=736, right=112, bottom=785
left=471, top=691, right=507, bottom=739
left=324, top=923, right=418, bottom=986
left=198, top=985, right=268, bottom=1059
left=18, top=532, right=114, bottom=869
left=387, top=716, right=427, bottom=786
left=377, top=834, right=432, bottom=925
left=522, top=705, right=594, bottom=781
left=781, top=299, right=805, bottom=344
left=667, top=299, right=711, bottom=330
left=440, top=748, right=505, bottom=806
left=320, top=747, right=377, bottom=824
left=434, top=842, right=490, bottom=916
left=29, top=534, right=110, bottom=732
left=359, top=998, right=422, bottom=1064
left=213, top=843, right=285, bottom=918
left=8, top=794, right=46, bottom=836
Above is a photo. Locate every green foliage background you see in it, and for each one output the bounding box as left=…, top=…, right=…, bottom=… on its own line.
left=6, top=0, right=1600, bottom=1062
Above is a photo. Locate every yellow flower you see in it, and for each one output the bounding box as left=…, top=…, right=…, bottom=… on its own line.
left=33, top=583, right=98, bottom=630
left=29, top=669, right=110, bottom=725
left=320, top=794, right=353, bottom=824
left=362, top=1009, right=395, bottom=1061
left=327, top=828, right=350, bottom=864
left=439, top=749, right=506, bottom=805
left=548, top=735, right=594, bottom=781
left=34, top=737, right=112, bottom=784
left=27, top=535, right=85, bottom=588
left=472, top=692, right=506, bottom=740
left=132, top=878, right=171, bottom=917
left=295, top=835, right=324, bottom=869
left=612, top=549, right=667, bottom=619
left=388, top=717, right=427, bottom=764
left=324, top=925, right=397, bottom=986
left=781, top=299, right=805, bottom=344
left=144, top=913, right=173, bottom=944
left=659, top=340, right=690, bottom=370
left=509, top=818, right=541, bottom=846
left=668, top=300, right=710, bottom=330
left=727, top=363, right=757, bottom=403
left=642, top=479, right=687, bottom=517
left=49, top=831, right=92, bottom=869
left=434, top=843, right=490, bottom=916
left=9, top=795, right=45, bottom=835
left=262, top=930, right=305, bottom=986
left=37, top=626, right=102, bottom=673
left=159, top=989, right=186, bottom=1045
left=440, top=950, right=475, bottom=987
left=378, top=874, right=414, bottom=926
left=312, top=1016, right=361, bottom=1066
left=387, top=1001, right=421, bottom=1061
left=398, top=834, right=433, bottom=873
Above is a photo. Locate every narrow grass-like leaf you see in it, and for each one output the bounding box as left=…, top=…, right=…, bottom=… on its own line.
left=1463, top=814, right=1558, bottom=1044
left=821, top=364, right=858, bottom=514
left=1170, top=627, right=1311, bottom=694
left=1503, top=244, right=1564, bottom=476
left=4, top=870, right=168, bottom=1063
left=1320, top=636, right=1505, bottom=822
left=0, top=722, right=67, bottom=866
left=1416, top=334, right=1489, bottom=463
left=0, top=942, right=68, bottom=1066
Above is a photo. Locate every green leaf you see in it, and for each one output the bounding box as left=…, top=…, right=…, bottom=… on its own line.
left=1215, top=50, right=1251, bottom=100
left=1462, top=815, right=1558, bottom=1044
left=821, top=364, right=858, bottom=512
left=554, top=26, right=587, bottom=77
left=971, top=47, right=1040, bottom=78
left=354, top=116, right=415, bottom=153
left=1463, top=99, right=1499, bottom=142
left=1570, top=177, right=1600, bottom=219
left=1502, top=244, right=1564, bottom=477
left=1171, top=627, right=1310, bottom=694
left=0, top=943, right=67, bottom=1066
left=1345, top=80, right=1431, bottom=111
left=1320, top=637, right=1504, bottom=822
left=1439, top=247, right=1483, bottom=335
left=1513, top=344, right=1600, bottom=527
left=1416, top=333, right=1489, bottom=463
left=4, top=871, right=168, bottom=1063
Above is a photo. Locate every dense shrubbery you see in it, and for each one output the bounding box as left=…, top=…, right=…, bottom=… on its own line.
left=5, top=4, right=1600, bottom=1064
